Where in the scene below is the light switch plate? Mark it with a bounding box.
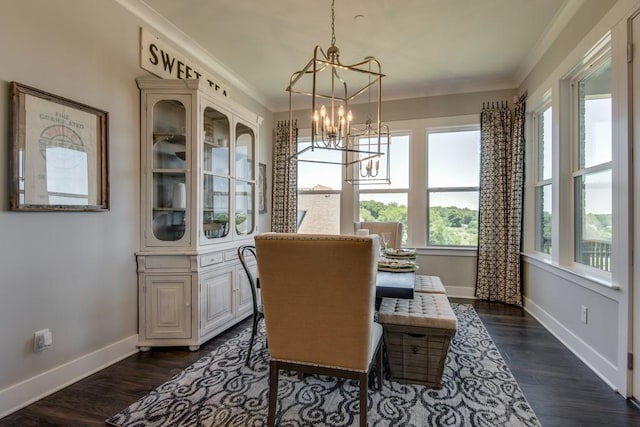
[581,306,588,324]
[34,328,52,352]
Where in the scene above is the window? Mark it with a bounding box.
[293,116,480,248]
[296,139,342,234]
[357,134,410,243]
[534,105,552,254]
[426,128,480,246]
[572,54,612,272]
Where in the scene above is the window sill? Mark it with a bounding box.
[415,247,477,257]
[521,252,620,300]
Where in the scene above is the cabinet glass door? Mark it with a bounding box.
[235,122,255,235]
[235,123,254,181]
[152,100,187,241]
[235,180,254,235]
[203,106,230,240]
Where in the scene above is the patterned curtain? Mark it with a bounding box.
[475,94,527,306]
[271,121,298,232]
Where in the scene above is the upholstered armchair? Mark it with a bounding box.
[254,233,383,427]
[354,221,403,249]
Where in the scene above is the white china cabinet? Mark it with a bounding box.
[136,78,261,350]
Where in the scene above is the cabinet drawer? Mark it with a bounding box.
[224,250,239,262]
[201,252,224,267]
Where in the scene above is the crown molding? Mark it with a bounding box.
[515,0,584,86]
[114,0,271,109]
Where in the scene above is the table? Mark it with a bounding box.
[376,270,415,300]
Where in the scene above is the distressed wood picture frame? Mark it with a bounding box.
[9,82,109,211]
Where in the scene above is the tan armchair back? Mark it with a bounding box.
[354,221,402,249]
[255,233,380,371]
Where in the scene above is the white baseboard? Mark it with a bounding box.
[0,334,139,419]
[446,285,476,299]
[523,297,619,391]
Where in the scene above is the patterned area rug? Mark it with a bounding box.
[107,304,540,426]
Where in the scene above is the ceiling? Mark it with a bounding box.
[136,0,578,112]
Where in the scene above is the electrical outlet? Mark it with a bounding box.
[34,329,52,352]
[581,306,588,324]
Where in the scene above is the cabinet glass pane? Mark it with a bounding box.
[203,107,229,175]
[235,181,254,235]
[235,123,254,180]
[152,100,187,241]
[203,175,230,239]
[152,173,186,241]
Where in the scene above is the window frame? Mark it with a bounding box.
[293,115,481,252]
[532,102,553,256]
[356,131,410,243]
[295,132,344,234]
[425,125,481,248]
[523,31,624,290]
[569,47,613,275]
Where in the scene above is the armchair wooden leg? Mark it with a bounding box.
[268,360,279,427]
[359,372,368,426]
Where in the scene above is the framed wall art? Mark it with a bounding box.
[9,82,109,211]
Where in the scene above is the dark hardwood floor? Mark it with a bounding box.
[2,299,639,426]
[452,299,640,427]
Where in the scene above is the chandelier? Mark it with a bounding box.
[345,121,391,184]
[287,0,389,183]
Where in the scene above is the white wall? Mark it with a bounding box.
[519,0,617,95]
[520,0,639,394]
[0,0,272,416]
[415,252,477,298]
[523,261,620,377]
[276,88,517,124]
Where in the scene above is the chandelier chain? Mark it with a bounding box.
[330,0,336,47]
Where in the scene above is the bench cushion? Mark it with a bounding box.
[414,275,446,294]
[378,293,457,331]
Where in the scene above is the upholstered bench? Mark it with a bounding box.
[414,275,447,294]
[378,293,457,387]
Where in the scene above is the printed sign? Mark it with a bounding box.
[140,28,229,97]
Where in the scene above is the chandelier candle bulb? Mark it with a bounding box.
[313,111,319,135]
[361,156,380,178]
